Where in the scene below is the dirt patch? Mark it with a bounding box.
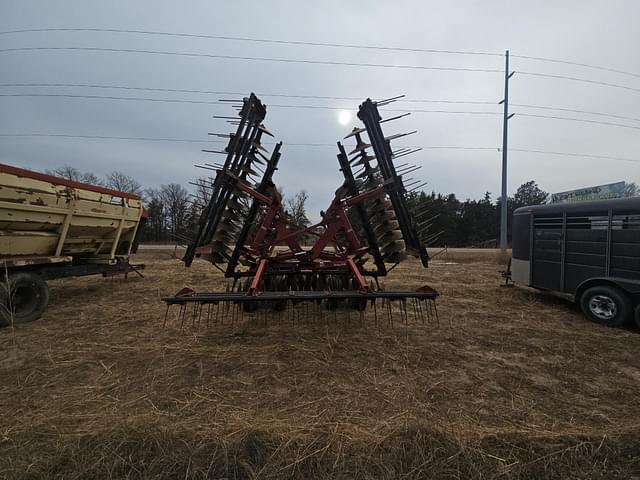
[1,252,640,478]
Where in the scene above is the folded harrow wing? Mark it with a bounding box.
[163,93,440,327]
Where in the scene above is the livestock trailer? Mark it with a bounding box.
[0,163,146,326]
[509,197,640,326]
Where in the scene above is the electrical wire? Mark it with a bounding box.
[516,112,640,131]
[0,82,499,105]
[6,93,640,130]
[2,46,638,94]
[1,132,637,164]
[1,27,638,79]
[0,46,504,73]
[511,103,640,123]
[510,148,640,164]
[2,83,638,122]
[517,71,640,94]
[511,54,640,79]
[0,133,488,148]
[0,93,504,116]
[0,27,504,57]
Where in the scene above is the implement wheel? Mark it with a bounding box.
[580,285,632,327]
[0,272,49,327]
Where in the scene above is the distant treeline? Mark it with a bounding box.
[45,166,638,247]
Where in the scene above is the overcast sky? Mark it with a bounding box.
[1,1,639,217]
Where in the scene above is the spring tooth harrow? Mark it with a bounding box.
[163,93,441,327]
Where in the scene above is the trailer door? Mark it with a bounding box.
[531,215,563,291]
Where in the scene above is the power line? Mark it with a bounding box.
[516,112,640,131]
[2,46,638,94]
[0,82,498,105]
[6,93,640,130]
[511,103,640,123]
[0,133,490,148]
[0,133,216,143]
[0,47,504,73]
[0,27,503,57]
[0,93,504,116]
[1,132,638,164]
[518,71,640,94]
[0,27,638,79]
[2,83,638,123]
[510,148,640,164]
[511,54,640,80]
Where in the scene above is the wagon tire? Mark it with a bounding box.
[0,272,49,327]
[579,285,632,327]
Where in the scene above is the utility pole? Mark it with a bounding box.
[499,50,515,253]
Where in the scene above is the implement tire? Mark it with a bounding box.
[0,272,49,327]
[579,285,632,327]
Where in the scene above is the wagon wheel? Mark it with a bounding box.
[0,272,49,326]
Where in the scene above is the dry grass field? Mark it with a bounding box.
[1,249,640,479]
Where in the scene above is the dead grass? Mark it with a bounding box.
[1,249,640,478]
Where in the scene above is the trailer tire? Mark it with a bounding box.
[0,272,49,326]
[579,285,632,327]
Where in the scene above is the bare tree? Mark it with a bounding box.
[159,183,190,237]
[286,189,310,227]
[105,171,143,196]
[46,165,102,185]
[143,188,166,242]
[624,182,639,197]
[192,176,213,206]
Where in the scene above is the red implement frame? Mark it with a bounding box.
[220,170,385,294]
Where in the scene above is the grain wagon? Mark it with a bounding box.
[0,163,145,326]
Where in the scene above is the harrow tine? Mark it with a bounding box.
[397,165,422,176]
[408,182,429,193]
[258,124,275,137]
[392,148,423,160]
[392,148,411,156]
[163,304,170,327]
[380,112,411,124]
[422,231,444,246]
[385,131,417,142]
[179,303,187,330]
[204,162,225,169]
[375,94,405,106]
[194,164,217,172]
[372,298,378,327]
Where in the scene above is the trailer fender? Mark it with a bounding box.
[575,277,640,303]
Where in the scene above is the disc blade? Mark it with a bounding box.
[381,240,406,254]
[380,229,403,243]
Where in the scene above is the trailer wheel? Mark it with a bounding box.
[0,272,49,326]
[579,285,632,327]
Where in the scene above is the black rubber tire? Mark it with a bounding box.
[634,304,640,329]
[579,285,632,327]
[0,272,49,327]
